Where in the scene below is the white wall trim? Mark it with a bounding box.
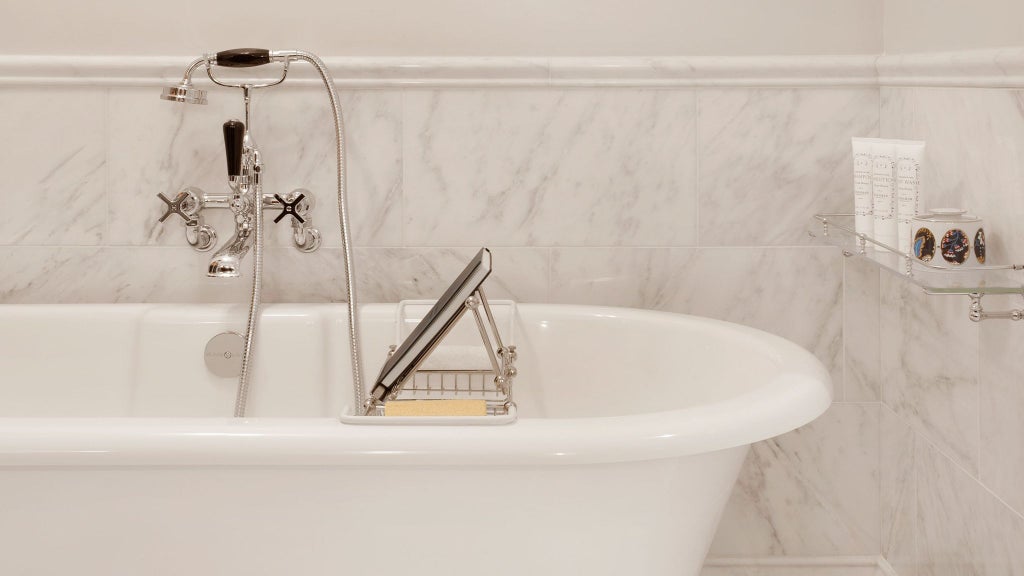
[0,54,879,88]
[0,49,1021,89]
[876,47,1024,88]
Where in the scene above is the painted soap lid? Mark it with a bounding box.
[914,208,982,223]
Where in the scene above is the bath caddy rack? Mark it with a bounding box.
[344,248,519,424]
[811,213,1024,322]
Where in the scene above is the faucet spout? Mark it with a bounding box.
[207,217,253,277]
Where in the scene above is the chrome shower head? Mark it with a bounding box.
[160,81,208,105]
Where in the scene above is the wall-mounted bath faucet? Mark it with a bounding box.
[157,50,321,276]
[155,48,364,418]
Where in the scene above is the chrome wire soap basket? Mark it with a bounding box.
[343,248,519,425]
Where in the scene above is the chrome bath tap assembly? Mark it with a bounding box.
[157,49,364,417]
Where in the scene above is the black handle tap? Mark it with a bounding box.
[222,120,245,178]
[215,48,272,68]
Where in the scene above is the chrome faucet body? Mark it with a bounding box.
[158,84,321,275]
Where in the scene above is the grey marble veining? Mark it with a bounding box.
[402,89,698,247]
[881,405,917,576]
[843,257,880,402]
[698,88,879,246]
[549,247,673,308]
[550,246,843,385]
[978,305,1024,517]
[0,247,113,302]
[661,246,844,387]
[252,88,403,248]
[106,87,241,247]
[917,437,1024,576]
[0,88,107,246]
[709,403,880,556]
[354,247,549,303]
[879,272,979,475]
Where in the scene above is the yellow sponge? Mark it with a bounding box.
[384,399,487,417]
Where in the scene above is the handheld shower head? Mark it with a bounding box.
[160,81,208,105]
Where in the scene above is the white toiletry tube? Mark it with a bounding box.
[896,140,926,254]
[871,140,899,249]
[852,138,876,241]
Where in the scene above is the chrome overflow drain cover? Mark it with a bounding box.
[205,332,244,378]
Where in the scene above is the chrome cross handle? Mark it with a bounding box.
[273,193,306,223]
[156,187,218,251]
[275,190,321,252]
[157,189,200,225]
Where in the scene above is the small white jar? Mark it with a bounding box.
[910,209,986,268]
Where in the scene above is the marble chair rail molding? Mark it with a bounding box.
[0,48,1023,88]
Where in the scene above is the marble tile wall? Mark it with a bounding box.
[0,81,881,564]
[879,86,1024,576]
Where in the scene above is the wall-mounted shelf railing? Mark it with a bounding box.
[811,213,1024,321]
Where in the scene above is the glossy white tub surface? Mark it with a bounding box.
[0,304,831,576]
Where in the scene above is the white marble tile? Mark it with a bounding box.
[106,86,241,246]
[402,89,698,247]
[880,87,1024,264]
[878,273,979,475]
[698,88,879,246]
[844,257,880,402]
[0,88,106,245]
[549,248,673,308]
[106,247,249,304]
[0,247,114,302]
[881,405,917,576]
[354,247,548,303]
[916,437,1024,576]
[709,403,880,556]
[661,246,844,387]
[253,88,403,248]
[978,302,1024,517]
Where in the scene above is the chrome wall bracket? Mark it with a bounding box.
[157,186,321,253]
[968,293,1024,322]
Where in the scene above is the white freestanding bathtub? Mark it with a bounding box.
[0,303,830,576]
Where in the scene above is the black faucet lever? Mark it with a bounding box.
[222,120,245,178]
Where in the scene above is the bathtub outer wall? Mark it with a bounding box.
[0,446,747,576]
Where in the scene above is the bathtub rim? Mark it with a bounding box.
[0,302,831,468]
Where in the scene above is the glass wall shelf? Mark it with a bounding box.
[811,213,1024,321]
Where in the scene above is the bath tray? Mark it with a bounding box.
[344,249,519,425]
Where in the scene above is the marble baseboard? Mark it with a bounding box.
[702,557,886,576]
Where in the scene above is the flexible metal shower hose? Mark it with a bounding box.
[286,51,365,411]
[232,51,364,417]
[235,184,263,417]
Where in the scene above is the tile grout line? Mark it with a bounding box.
[914,418,1024,524]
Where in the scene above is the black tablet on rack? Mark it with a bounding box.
[369,248,492,402]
